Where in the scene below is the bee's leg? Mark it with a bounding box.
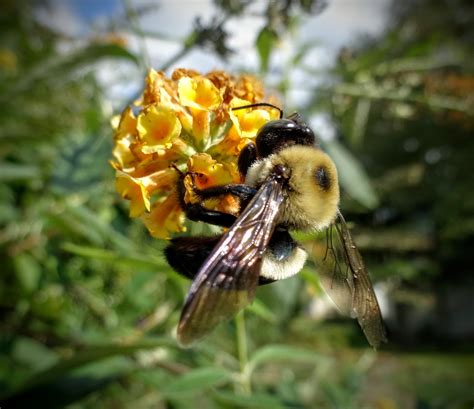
[238,141,257,177]
[194,184,257,202]
[180,180,258,227]
[185,204,237,228]
[165,235,275,286]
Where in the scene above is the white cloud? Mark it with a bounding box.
[301,0,391,51]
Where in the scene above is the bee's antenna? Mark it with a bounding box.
[170,163,184,176]
[231,103,283,119]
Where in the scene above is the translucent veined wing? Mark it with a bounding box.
[310,210,387,348]
[177,178,285,346]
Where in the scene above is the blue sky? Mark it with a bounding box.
[66,0,120,23]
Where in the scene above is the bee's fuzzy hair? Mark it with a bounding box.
[245,145,340,231]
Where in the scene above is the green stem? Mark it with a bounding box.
[235,310,251,394]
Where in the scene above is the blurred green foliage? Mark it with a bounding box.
[0,0,473,408]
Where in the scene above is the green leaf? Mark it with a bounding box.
[350,98,371,146]
[299,267,320,288]
[161,367,232,396]
[2,357,133,409]
[61,203,137,251]
[256,27,278,73]
[246,299,277,323]
[247,344,326,374]
[13,253,42,294]
[1,338,175,401]
[324,140,379,208]
[212,391,287,409]
[3,44,139,100]
[62,243,168,271]
[0,163,40,182]
[11,337,59,372]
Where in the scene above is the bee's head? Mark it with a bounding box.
[255,113,315,158]
[246,145,340,231]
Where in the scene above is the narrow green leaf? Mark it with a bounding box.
[3,44,139,99]
[246,299,277,323]
[13,253,42,294]
[299,267,320,288]
[161,367,231,396]
[212,391,287,409]
[1,337,175,400]
[62,203,136,251]
[11,337,59,372]
[256,27,277,73]
[248,344,326,374]
[350,98,371,146]
[324,140,379,208]
[2,357,133,409]
[62,243,168,270]
[0,163,40,181]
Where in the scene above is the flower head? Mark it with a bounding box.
[111,68,276,239]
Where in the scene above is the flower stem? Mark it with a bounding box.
[235,310,251,394]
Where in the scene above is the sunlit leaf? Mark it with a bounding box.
[256,27,277,73]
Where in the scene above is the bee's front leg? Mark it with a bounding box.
[185,204,237,228]
[177,172,257,228]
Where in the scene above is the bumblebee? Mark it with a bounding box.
[165,104,387,348]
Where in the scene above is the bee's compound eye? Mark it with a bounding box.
[315,166,331,190]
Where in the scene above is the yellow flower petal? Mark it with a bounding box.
[149,167,179,193]
[237,109,270,138]
[137,105,182,154]
[191,109,211,146]
[115,171,152,217]
[178,76,222,111]
[113,134,138,169]
[183,153,235,205]
[114,107,137,140]
[142,193,186,239]
[140,69,175,106]
[176,109,193,135]
[187,153,234,188]
[229,97,271,138]
[234,75,264,102]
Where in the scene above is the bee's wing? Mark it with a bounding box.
[311,210,387,348]
[177,178,285,346]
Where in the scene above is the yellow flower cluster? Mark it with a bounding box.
[111,68,278,239]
